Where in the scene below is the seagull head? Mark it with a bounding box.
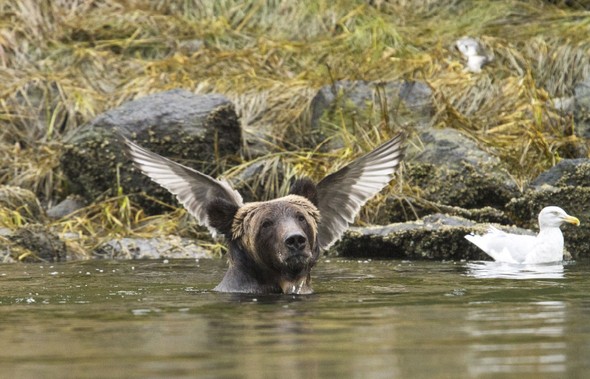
[456,37,480,57]
[538,206,580,228]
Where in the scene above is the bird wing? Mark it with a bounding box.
[124,137,243,235]
[315,133,405,250]
[465,227,536,263]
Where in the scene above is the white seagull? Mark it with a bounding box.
[455,37,492,73]
[465,206,580,264]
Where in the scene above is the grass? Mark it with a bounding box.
[0,0,589,257]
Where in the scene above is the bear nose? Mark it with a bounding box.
[285,233,307,252]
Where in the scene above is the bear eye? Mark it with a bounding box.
[261,219,274,229]
[297,214,307,223]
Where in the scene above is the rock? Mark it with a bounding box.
[574,78,590,139]
[0,185,46,223]
[506,186,590,258]
[380,196,512,225]
[6,224,66,262]
[398,81,434,115]
[46,195,86,219]
[93,236,212,260]
[530,158,590,189]
[401,128,519,211]
[333,214,493,260]
[410,128,498,169]
[306,80,434,150]
[307,79,518,218]
[60,89,242,213]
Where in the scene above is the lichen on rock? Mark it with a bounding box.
[60,90,242,213]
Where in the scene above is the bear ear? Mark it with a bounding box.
[206,198,240,239]
[289,178,318,206]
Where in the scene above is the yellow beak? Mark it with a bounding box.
[564,215,580,226]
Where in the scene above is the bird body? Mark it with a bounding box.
[455,36,492,73]
[465,206,579,264]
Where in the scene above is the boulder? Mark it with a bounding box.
[60,89,242,213]
[46,195,86,219]
[399,128,519,216]
[305,80,434,150]
[380,196,512,225]
[93,236,211,260]
[6,224,66,262]
[506,158,590,258]
[530,158,590,189]
[333,214,504,260]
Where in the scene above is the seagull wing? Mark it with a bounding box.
[465,227,536,263]
[124,138,243,235]
[315,133,405,250]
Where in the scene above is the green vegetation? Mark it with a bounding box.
[0,0,588,257]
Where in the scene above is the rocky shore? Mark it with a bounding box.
[1,81,588,262]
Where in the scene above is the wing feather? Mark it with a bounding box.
[465,227,537,263]
[124,137,243,235]
[316,133,405,249]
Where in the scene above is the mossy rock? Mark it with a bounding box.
[60,89,242,213]
[531,158,590,188]
[93,236,211,260]
[405,162,517,210]
[381,196,512,224]
[574,78,590,139]
[7,224,66,262]
[46,195,86,219]
[333,214,491,261]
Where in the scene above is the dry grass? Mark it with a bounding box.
[1,0,589,256]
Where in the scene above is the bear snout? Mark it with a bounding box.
[284,233,308,253]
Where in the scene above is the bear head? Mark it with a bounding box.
[207,194,321,294]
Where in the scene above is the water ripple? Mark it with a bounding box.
[465,261,565,279]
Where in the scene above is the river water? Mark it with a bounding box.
[0,257,589,378]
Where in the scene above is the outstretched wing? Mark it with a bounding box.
[316,133,405,250]
[124,137,243,235]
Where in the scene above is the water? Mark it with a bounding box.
[1,257,589,379]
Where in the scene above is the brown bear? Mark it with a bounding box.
[124,133,404,294]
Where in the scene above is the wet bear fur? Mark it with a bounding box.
[207,179,321,294]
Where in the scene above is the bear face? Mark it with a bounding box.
[209,195,321,294]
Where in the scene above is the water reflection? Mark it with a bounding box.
[188,283,411,379]
[466,261,565,279]
[1,259,590,378]
[465,301,568,376]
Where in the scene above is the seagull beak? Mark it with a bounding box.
[563,215,580,226]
